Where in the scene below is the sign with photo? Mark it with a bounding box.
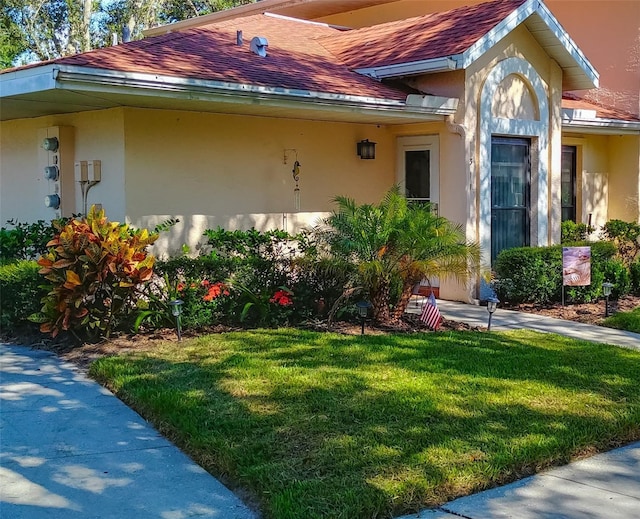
[562,246,591,286]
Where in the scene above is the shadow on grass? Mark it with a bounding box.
[90,329,640,519]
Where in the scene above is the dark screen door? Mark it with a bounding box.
[491,137,531,263]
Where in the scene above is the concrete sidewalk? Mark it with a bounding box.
[0,343,257,519]
[409,299,640,350]
[396,440,640,519]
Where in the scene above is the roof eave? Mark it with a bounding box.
[355,57,459,80]
[0,64,450,122]
[460,0,598,91]
[562,116,640,135]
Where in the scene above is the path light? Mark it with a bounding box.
[602,282,614,317]
[169,299,184,341]
[356,300,372,335]
[486,297,499,331]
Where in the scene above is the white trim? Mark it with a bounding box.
[396,135,440,209]
[479,57,550,267]
[562,111,640,134]
[461,0,598,89]
[355,57,458,80]
[0,64,450,122]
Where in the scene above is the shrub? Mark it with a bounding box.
[600,219,640,266]
[495,241,617,304]
[602,259,631,299]
[0,260,43,329]
[31,206,157,340]
[630,260,640,296]
[0,218,68,262]
[561,221,593,243]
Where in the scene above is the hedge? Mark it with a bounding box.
[0,260,44,329]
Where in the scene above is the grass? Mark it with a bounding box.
[89,329,640,519]
[605,306,640,333]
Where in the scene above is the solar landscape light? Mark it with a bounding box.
[602,282,614,317]
[169,299,184,341]
[486,297,499,331]
[356,300,372,335]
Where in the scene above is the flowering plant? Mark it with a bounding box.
[173,278,232,329]
[270,288,293,306]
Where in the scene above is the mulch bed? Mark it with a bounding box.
[5,296,638,372]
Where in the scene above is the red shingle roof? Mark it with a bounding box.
[318,0,527,69]
[562,94,640,122]
[8,14,410,101]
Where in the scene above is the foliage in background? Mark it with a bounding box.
[494,241,618,304]
[31,206,157,340]
[630,259,640,296]
[0,0,255,68]
[600,219,640,267]
[318,187,480,322]
[0,218,68,262]
[0,260,43,329]
[561,220,593,243]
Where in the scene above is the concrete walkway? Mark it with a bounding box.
[396,441,640,519]
[0,343,257,519]
[409,299,640,350]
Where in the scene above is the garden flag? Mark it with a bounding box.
[420,292,442,331]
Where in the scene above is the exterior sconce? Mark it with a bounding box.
[486,297,499,331]
[169,299,184,341]
[602,282,614,317]
[356,300,372,335]
[357,139,376,159]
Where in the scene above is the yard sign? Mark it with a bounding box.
[562,246,591,286]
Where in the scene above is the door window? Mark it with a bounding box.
[491,137,531,263]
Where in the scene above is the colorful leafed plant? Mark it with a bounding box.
[31,206,158,340]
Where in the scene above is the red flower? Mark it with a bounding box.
[202,282,230,302]
[270,289,293,306]
[176,282,185,292]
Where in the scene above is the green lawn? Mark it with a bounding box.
[90,329,640,519]
[604,306,640,333]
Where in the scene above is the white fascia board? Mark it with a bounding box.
[562,116,640,135]
[461,0,598,89]
[0,65,58,97]
[355,57,458,80]
[52,65,444,119]
[405,94,458,114]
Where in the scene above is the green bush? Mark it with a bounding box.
[561,221,593,243]
[0,260,44,329]
[600,219,640,266]
[0,218,67,262]
[602,259,630,299]
[630,260,640,295]
[495,241,617,304]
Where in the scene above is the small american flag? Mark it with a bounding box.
[420,292,442,331]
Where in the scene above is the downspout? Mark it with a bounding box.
[446,114,480,304]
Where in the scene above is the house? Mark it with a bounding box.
[1,0,638,302]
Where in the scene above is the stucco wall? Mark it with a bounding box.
[608,135,640,223]
[320,0,639,116]
[0,108,126,224]
[121,108,397,257]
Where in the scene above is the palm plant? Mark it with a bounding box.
[318,187,480,323]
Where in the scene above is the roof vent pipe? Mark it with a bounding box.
[236,30,243,46]
[250,36,268,57]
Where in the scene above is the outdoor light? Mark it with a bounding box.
[169,299,184,341]
[486,297,499,331]
[602,282,614,317]
[356,300,372,335]
[357,139,376,160]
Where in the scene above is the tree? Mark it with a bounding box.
[0,9,28,68]
[1,0,254,68]
[319,187,480,323]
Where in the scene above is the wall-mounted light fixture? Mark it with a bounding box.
[357,139,376,160]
